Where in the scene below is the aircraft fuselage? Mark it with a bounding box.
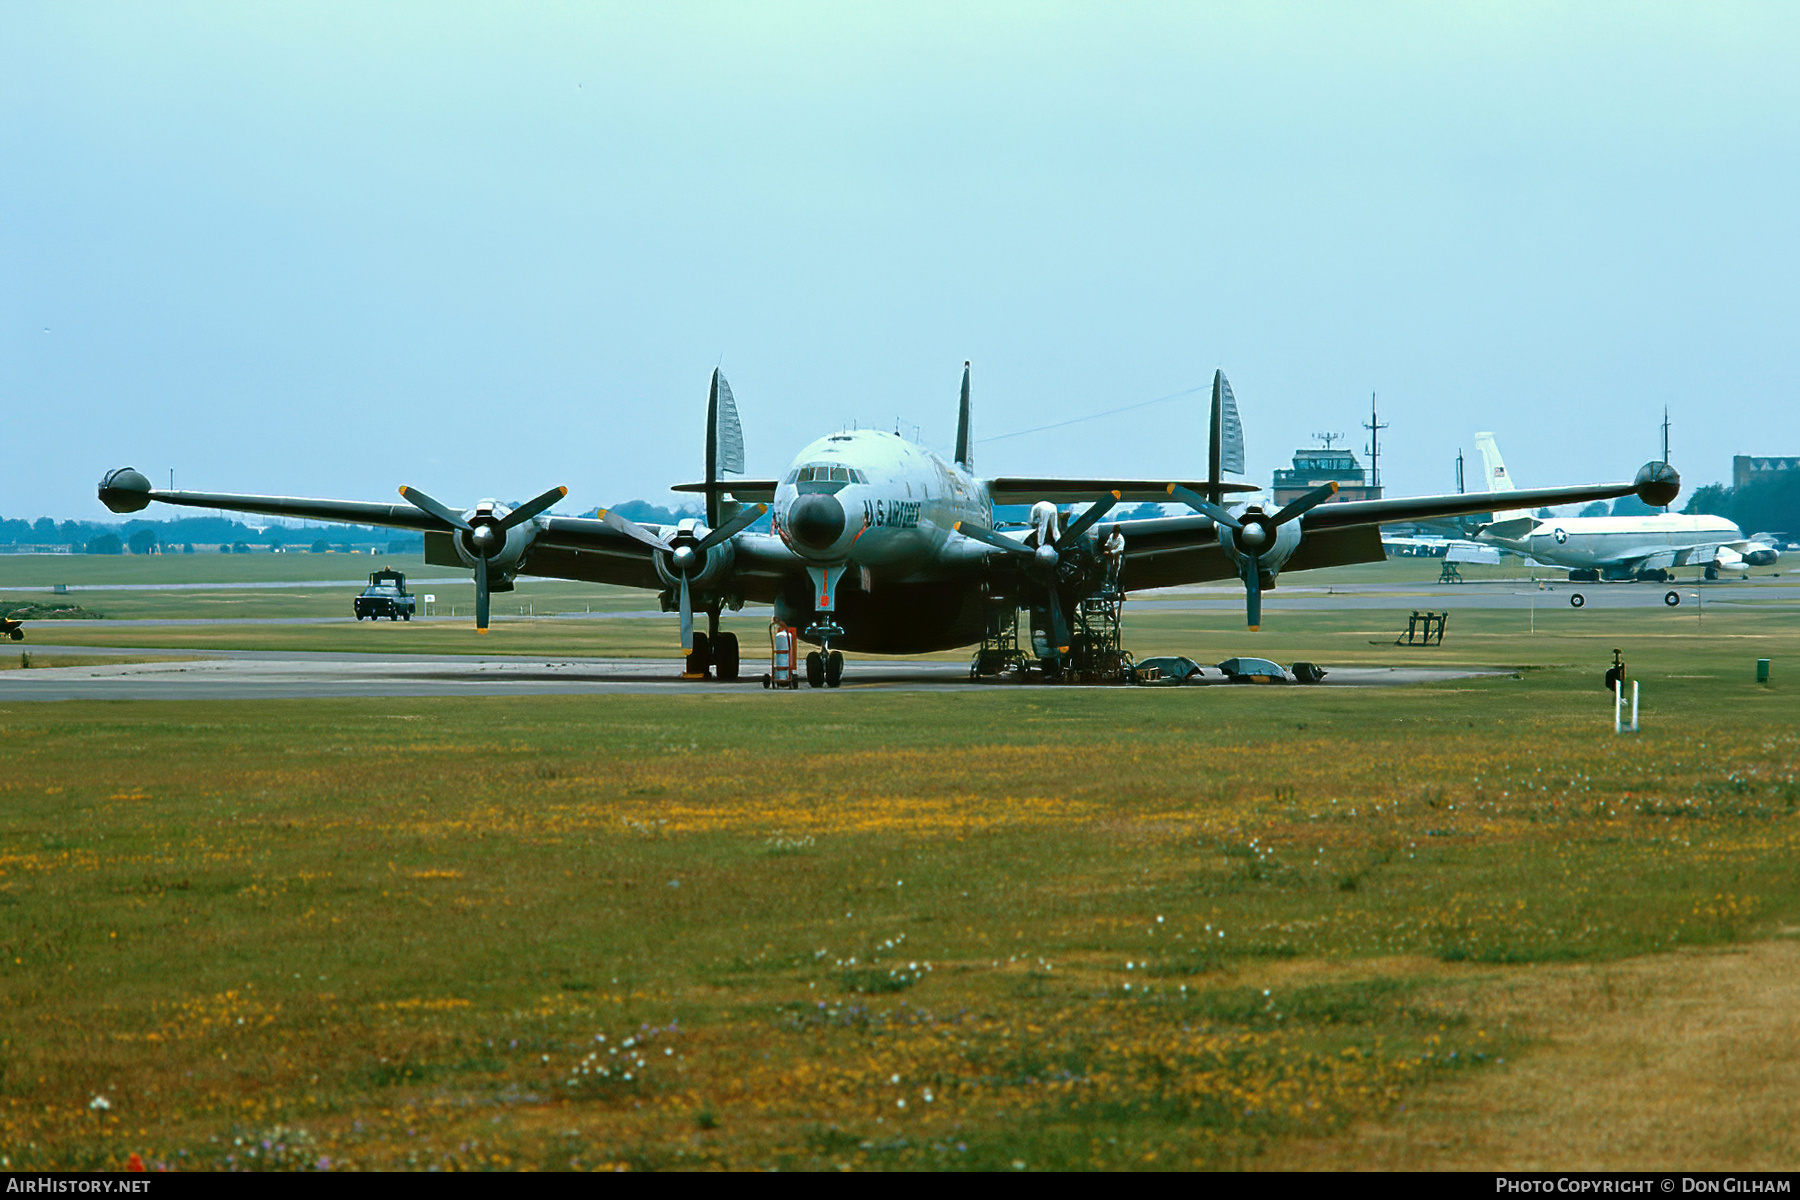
[765,430,999,652]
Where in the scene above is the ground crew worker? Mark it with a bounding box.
[1103,524,1126,587]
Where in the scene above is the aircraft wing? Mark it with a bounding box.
[1094,463,1678,594]
[986,478,1259,505]
[97,473,448,533]
[523,521,795,600]
[1103,514,1388,590]
[1302,469,1676,533]
[96,468,803,598]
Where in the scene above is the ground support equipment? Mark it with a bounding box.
[1395,610,1448,646]
[1062,584,1134,683]
[969,604,1031,680]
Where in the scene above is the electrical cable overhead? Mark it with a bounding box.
[976,383,1208,444]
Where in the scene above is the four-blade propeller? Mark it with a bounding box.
[397,484,567,632]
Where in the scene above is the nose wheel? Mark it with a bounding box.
[804,649,845,688]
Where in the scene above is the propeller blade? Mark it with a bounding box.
[496,485,569,531]
[1270,480,1338,526]
[475,555,491,633]
[1166,483,1243,531]
[1240,559,1262,631]
[1047,587,1071,654]
[695,503,768,553]
[953,521,1033,557]
[399,486,471,531]
[595,508,674,551]
[1061,490,1122,543]
[678,572,694,651]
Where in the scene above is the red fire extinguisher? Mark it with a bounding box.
[764,622,799,690]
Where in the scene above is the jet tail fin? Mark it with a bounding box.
[1474,431,1532,523]
[954,362,974,472]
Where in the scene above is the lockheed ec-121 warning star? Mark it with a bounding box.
[98,366,1681,687]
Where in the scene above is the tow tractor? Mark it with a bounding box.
[354,568,416,621]
[762,621,802,689]
[2,614,23,642]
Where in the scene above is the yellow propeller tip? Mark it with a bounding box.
[1110,489,1121,499]
[1247,625,1260,632]
[1165,483,1177,495]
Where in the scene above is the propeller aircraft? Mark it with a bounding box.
[97,366,1681,687]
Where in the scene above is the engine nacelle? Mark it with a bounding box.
[1219,510,1302,578]
[652,520,736,593]
[423,499,539,580]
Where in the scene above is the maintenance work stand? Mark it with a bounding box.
[1395,610,1448,646]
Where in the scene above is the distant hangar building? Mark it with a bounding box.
[1733,455,1800,488]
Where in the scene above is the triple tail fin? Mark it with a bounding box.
[704,369,746,527]
[954,362,973,472]
[1207,369,1245,504]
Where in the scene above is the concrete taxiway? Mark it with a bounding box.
[0,644,1503,701]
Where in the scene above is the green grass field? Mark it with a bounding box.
[1,574,1796,1170]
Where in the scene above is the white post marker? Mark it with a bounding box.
[1614,679,1622,734]
[1631,680,1640,732]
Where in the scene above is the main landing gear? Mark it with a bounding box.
[683,607,741,680]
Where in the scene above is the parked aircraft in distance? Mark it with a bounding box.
[1472,433,1775,582]
[98,368,1680,686]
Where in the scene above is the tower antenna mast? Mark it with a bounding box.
[1363,391,1389,494]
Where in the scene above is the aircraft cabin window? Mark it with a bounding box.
[830,466,850,483]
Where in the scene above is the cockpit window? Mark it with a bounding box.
[794,463,865,485]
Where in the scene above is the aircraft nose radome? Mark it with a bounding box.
[787,492,846,551]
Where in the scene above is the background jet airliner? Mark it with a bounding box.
[98,367,1680,686]
[1472,433,1775,581]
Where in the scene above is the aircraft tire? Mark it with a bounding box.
[1664,590,1681,607]
[9,629,22,642]
[1704,566,1719,581]
[825,650,844,688]
[715,632,740,681]
[805,651,824,688]
[1569,593,1585,608]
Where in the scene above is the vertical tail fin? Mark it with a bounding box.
[1474,432,1531,523]
[954,361,973,472]
[1207,370,1245,504]
[704,369,746,528]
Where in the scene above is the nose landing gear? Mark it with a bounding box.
[802,639,845,688]
[801,564,849,688]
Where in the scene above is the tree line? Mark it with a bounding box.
[0,514,422,555]
[1682,469,1800,535]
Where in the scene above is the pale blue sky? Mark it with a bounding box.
[4,2,1797,519]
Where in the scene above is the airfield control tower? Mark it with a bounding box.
[1271,433,1383,508]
